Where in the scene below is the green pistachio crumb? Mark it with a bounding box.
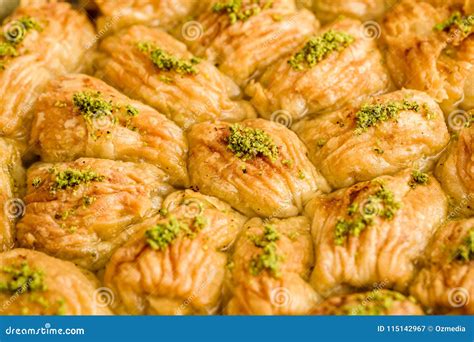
[249,225,282,278]
[434,12,474,36]
[288,30,354,70]
[409,170,429,188]
[227,124,279,162]
[125,105,139,117]
[194,215,207,230]
[213,0,273,24]
[159,75,174,84]
[137,41,200,75]
[422,103,435,120]
[32,177,42,188]
[82,195,96,207]
[49,168,104,194]
[339,290,408,315]
[145,215,205,250]
[0,42,18,57]
[453,228,474,262]
[29,293,49,308]
[316,139,327,148]
[72,91,113,122]
[355,99,420,134]
[374,147,384,154]
[0,262,46,294]
[146,217,183,250]
[335,182,400,245]
[0,17,42,69]
[56,298,67,315]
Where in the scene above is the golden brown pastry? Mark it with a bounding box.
[95,0,209,33]
[16,158,173,271]
[435,124,473,217]
[305,170,447,297]
[312,290,424,315]
[94,25,255,129]
[104,190,247,314]
[312,0,388,23]
[0,138,25,251]
[0,2,96,141]
[187,119,330,218]
[381,0,474,112]
[182,0,319,87]
[246,18,392,121]
[410,218,474,314]
[293,89,450,189]
[29,74,189,187]
[0,248,112,315]
[226,217,319,315]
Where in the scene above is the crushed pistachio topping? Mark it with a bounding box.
[56,298,68,315]
[145,215,207,250]
[82,195,96,207]
[409,170,429,188]
[316,139,326,148]
[453,228,474,262]
[49,168,104,194]
[212,0,273,24]
[355,99,420,134]
[339,290,409,315]
[374,147,384,154]
[0,262,46,294]
[434,12,474,36]
[227,124,279,162]
[288,30,354,71]
[249,225,282,278]
[126,105,139,117]
[31,177,42,188]
[73,91,113,121]
[335,182,400,245]
[137,41,200,75]
[0,17,42,69]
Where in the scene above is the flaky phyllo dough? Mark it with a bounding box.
[311,0,388,23]
[410,218,474,314]
[312,290,424,315]
[16,158,173,271]
[29,74,189,187]
[225,217,320,315]
[94,25,255,129]
[0,248,112,315]
[0,138,25,252]
[104,190,247,314]
[182,0,319,87]
[305,170,447,297]
[187,119,330,218]
[95,0,210,33]
[435,124,474,217]
[382,0,474,112]
[293,89,450,189]
[0,2,96,141]
[246,17,392,121]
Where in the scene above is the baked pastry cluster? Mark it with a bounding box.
[0,0,472,315]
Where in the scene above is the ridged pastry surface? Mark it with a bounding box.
[0,248,112,315]
[29,74,189,187]
[16,158,173,270]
